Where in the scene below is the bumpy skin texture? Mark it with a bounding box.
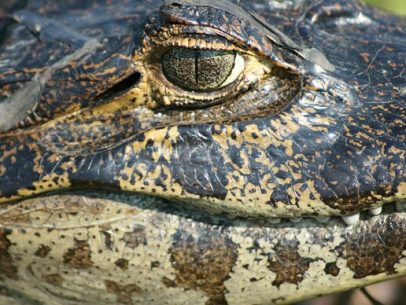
[0,0,405,216]
[0,194,405,305]
[0,0,405,304]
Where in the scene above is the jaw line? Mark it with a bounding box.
[2,190,404,228]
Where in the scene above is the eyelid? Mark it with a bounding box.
[157,34,242,53]
[139,23,276,108]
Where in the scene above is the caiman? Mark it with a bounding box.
[0,0,405,304]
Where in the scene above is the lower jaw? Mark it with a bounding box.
[0,193,405,305]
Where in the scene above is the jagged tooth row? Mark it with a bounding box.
[283,202,405,226]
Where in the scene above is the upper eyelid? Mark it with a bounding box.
[144,21,253,54]
[144,21,298,73]
[156,5,274,55]
[154,35,244,52]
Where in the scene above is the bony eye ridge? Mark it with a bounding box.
[162,47,244,92]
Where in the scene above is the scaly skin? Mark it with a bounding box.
[0,0,405,304]
[0,194,405,305]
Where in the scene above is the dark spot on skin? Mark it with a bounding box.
[342,218,405,278]
[324,262,340,276]
[43,274,64,287]
[162,276,177,288]
[266,240,313,287]
[102,229,114,250]
[272,297,286,303]
[34,244,51,258]
[249,277,264,282]
[63,240,93,269]
[0,228,18,280]
[115,258,129,271]
[151,261,160,269]
[105,280,142,305]
[122,225,147,249]
[166,221,238,305]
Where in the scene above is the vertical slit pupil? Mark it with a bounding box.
[162,47,236,91]
[195,51,199,85]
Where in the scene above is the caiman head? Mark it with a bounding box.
[0,0,405,220]
[0,0,405,304]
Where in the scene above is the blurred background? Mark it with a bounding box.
[366,0,406,15]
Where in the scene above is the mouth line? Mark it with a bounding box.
[3,190,404,227]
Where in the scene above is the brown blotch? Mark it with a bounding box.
[63,240,93,269]
[122,225,147,249]
[43,274,64,287]
[102,229,114,250]
[166,221,238,305]
[324,262,340,276]
[105,280,142,304]
[267,240,313,287]
[342,218,405,278]
[0,228,18,280]
[34,244,51,258]
[162,276,177,288]
[151,261,160,269]
[360,52,370,63]
[115,258,129,271]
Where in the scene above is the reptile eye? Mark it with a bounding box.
[162,48,244,92]
[139,12,300,110]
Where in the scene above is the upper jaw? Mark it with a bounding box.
[0,0,405,221]
[0,70,404,219]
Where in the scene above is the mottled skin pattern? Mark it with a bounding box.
[0,0,405,304]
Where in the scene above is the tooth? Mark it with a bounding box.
[368,206,382,216]
[396,202,406,212]
[342,213,360,225]
[315,216,330,223]
[269,218,281,224]
[290,217,302,223]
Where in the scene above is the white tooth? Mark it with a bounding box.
[269,218,281,224]
[396,202,406,212]
[315,216,330,223]
[342,213,360,226]
[368,206,382,216]
[290,217,302,223]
